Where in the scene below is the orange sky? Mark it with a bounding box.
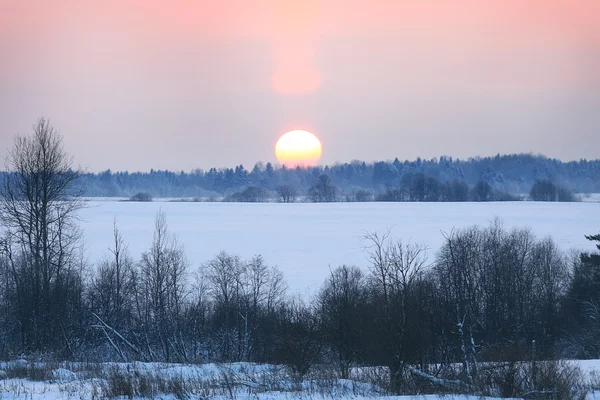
[1,0,599,171]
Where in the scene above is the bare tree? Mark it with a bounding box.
[245,254,287,312]
[363,230,431,392]
[204,251,244,307]
[0,253,12,359]
[0,117,84,353]
[435,226,485,387]
[277,185,298,203]
[308,175,338,202]
[202,251,245,361]
[138,210,189,362]
[319,265,367,378]
[276,296,323,380]
[202,252,287,362]
[89,219,137,359]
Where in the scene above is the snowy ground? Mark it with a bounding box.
[78,201,600,293]
[1,359,600,399]
[581,193,600,203]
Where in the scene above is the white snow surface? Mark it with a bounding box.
[79,200,600,293]
[0,386,523,400]
[581,193,600,203]
[1,360,600,399]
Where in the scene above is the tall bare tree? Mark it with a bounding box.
[138,210,189,362]
[319,265,367,378]
[89,219,136,340]
[363,231,431,392]
[0,118,83,353]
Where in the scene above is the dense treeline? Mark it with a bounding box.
[38,153,599,199]
[1,119,599,395]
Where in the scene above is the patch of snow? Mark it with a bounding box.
[580,193,600,203]
[7,359,28,369]
[50,368,77,382]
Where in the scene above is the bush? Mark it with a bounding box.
[277,185,298,203]
[354,189,374,202]
[441,179,470,202]
[472,180,493,201]
[376,186,403,202]
[101,367,190,399]
[557,186,577,202]
[2,360,55,381]
[530,180,577,202]
[308,175,338,202]
[225,186,268,202]
[530,180,557,201]
[495,191,520,201]
[130,192,153,202]
[480,360,587,400]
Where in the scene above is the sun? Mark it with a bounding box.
[275,130,322,168]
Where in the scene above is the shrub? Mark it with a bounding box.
[3,360,55,381]
[480,360,587,399]
[495,191,520,201]
[225,186,268,202]
[557,186,577,202]
[130,192,153,202]
[277,185,298,203]
[472,180,493,201]
[530,180,577,202]
[354,189,374,202]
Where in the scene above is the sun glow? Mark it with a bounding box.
[270,1,321,95]
[275,130,322,168]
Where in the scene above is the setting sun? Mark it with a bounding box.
[275,130,322,168]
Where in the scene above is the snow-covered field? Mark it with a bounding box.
[79,201,599,292]
[581,193,600,203]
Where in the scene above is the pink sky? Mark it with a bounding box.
[1,0,599,171]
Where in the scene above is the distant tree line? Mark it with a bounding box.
[376,174,518,202]
[31,153,599,200]
[0,120,599,396]
[225,174,576,203]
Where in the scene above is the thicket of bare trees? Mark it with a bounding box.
[40,216,594,395]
